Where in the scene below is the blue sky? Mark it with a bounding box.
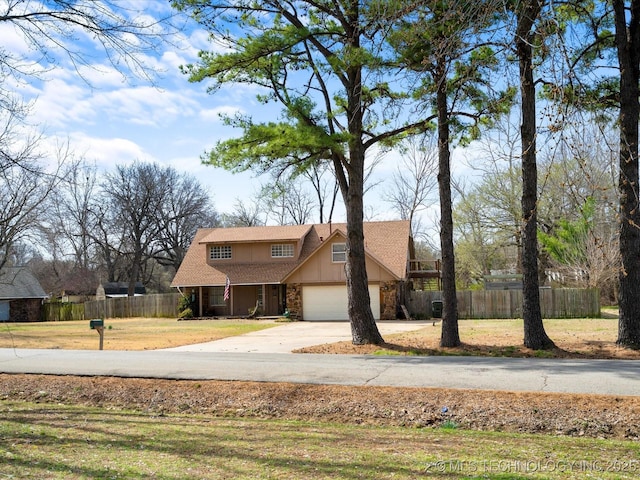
[2,1,477,242]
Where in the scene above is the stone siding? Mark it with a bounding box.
[285,283,303,320]
[380,281,399,320]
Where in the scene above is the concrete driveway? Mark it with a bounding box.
[164,320,432,353]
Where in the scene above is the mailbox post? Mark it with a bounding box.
[89,319,105,350]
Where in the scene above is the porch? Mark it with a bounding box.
[187,284,287,318]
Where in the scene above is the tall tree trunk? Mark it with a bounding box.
[614,0,640,348]
[128,248,142,297]
[344,160,383,345]
[517,0,555,350]
[339,4,384,345]
[436,60,460,348]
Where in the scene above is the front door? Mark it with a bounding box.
[263,284,285,316]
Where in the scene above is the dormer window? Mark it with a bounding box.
[332,243,346,263]
[271,244,294,258]
[210,245,232,260]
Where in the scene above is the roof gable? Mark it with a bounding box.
[171,220,410,287]
[282,222,408,282]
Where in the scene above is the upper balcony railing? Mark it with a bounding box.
[407,259,441,278]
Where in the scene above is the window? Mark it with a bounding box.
[210,286,226,306]
[332,243,346,262]
[271,244,294,258]
[210,245,232,260]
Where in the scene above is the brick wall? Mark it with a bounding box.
[10,299,42,322]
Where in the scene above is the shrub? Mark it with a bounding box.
[177,296,194,319]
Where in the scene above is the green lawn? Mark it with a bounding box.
[1,401,639,479]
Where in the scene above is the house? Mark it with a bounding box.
[100,282,146,298]
[0,267,48,322]
[171,220,413,321]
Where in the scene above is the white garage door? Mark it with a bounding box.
[302,284,380,321]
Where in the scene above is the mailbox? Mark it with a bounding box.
[89,319,104,329]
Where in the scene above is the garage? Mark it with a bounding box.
[302,284,380,321]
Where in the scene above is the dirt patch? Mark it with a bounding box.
[1,374,639,441]
[295,321,640,360]
[295,339,640,359]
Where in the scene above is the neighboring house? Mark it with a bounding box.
[59,268,101,303]
[0,267,48,322]
[101,282,146,298]
[171,220,414,321]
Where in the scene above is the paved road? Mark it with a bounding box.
[1,347,638,396]
[1,321,638,396]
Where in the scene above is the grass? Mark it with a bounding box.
[0,317,279,350]
[1,401,639,479]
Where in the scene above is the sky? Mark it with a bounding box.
[2,1,479,244]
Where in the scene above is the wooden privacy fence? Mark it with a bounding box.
[42,293,181,321]
[85,293,181,319]
[408,288,600,319]
[42,302,86,322]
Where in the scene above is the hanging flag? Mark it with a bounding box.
[223,276,230,301]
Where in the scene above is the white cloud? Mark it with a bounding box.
[74,64,129,89]
[0,22,31,56]
[199,105,244,122]
[65,132,150,169]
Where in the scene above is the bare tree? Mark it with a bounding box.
[221,197,265,227]
[384,135,438,238]
[0,0,180,94]
[302,162,339,224]
[154,172,219,272]
[89,199,127,285]
[0,110,62,271]
[102,161,170,296]
[99,162,217,294]
[0,1,186,288]
[261,176,315,225]
[44,159,100,269]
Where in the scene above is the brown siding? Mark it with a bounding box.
[286,239,396,284]
[233,285,260,316]
[207,242,299,266]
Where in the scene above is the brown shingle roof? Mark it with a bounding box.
[199,224,312,244]
[171,220,410,287]
[285,221,410,280]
